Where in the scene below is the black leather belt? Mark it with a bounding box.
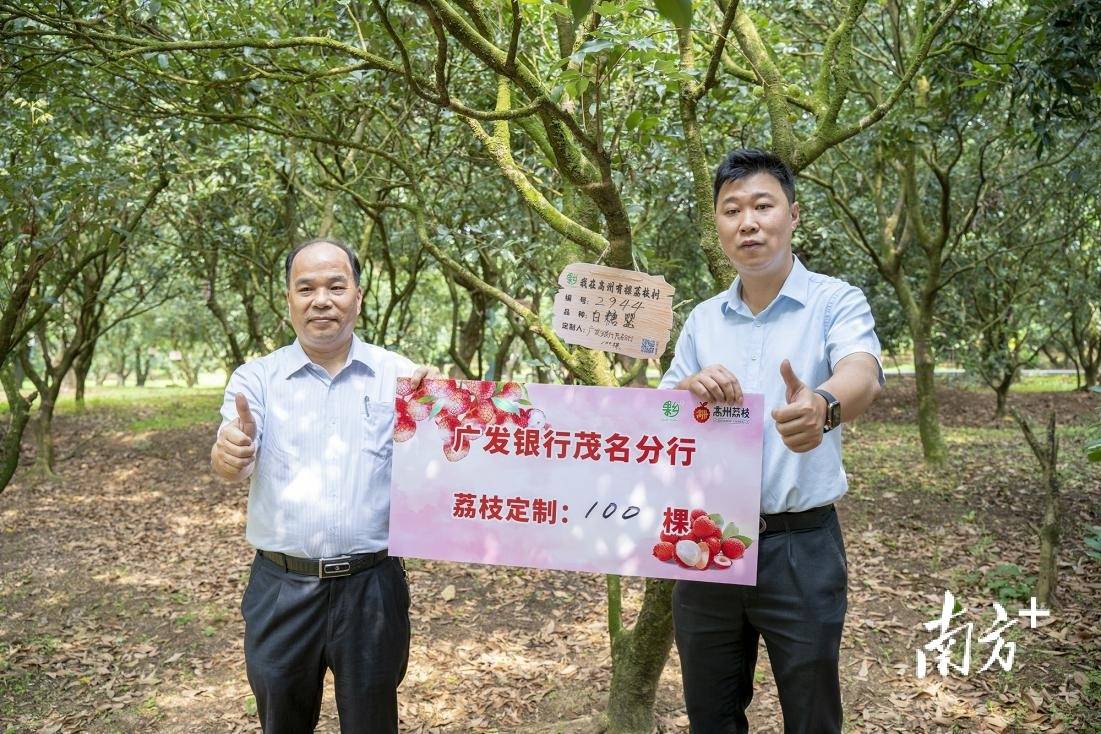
[760,504,835,536]
[259,549,389,578]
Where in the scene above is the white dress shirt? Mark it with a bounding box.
[219,336,415,558]
[660,257,884,514]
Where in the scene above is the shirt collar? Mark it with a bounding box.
[722,255,810,317]
[281,335,376,379]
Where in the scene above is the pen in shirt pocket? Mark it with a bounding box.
[364,395,371,418]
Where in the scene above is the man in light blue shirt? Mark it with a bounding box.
[210,239,435,734]
[660,149,883,733]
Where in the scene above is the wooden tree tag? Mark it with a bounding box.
[552,262,675,359]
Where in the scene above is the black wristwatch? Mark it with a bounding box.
[814,389,841,433]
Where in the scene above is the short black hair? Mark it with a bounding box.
[284,238,362,286]
[713,148,795,205]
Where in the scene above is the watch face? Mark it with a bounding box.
[828,402,841,428]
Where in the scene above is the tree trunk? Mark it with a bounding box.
[176,351,199,387]
[912,333,947,465]
[31,395,57,476]
[135,347,149,387]
[0,368,36,494]
[605,578,676,733]
[73,348,93,412]
[1012,412,1060,607]
[450,291,487,379]
[994,385,1009,420]
[1084,360,1099,391]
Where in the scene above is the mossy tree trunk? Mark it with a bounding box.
[605,578,675,734]
[910,321,948,466]
[0,366,36,494]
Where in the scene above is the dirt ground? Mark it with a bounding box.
[1,381,1099,733]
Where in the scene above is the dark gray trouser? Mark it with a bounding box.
[673,508,848,734]
[241,552,411,734]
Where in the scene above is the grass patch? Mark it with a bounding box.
[127,393,222,432]
[0,385,223,417]
[0,384,223,431]
[1010,374,1081,393]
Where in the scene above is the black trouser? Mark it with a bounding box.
[241,551,411,733]
[673,507,847,734]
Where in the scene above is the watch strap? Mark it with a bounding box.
[813,388,840,432]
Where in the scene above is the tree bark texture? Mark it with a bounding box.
[911,329,948,466]
[605,579,676,733]
[31,396,57,476]
[1013,411,1060,607]
[0,368,36,494]
[73,343,95,412]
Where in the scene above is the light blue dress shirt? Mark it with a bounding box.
[660,257,884,514]
[219,336,415,558]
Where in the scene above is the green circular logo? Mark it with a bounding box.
[566,272,577,286]
[662,400,680,418]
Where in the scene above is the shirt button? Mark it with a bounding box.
[754,321,762,328]
[751,355,758,361]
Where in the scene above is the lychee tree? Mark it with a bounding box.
[801,0,1096,465]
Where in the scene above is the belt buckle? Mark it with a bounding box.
[319,556,353,578]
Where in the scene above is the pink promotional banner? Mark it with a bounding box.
[389,378,764,585]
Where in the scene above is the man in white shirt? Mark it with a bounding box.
[210,239,436,733]
[660,149,884,733]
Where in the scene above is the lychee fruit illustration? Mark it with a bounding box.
[693,402,711,423]
[711,553,732,569]
[721,538,746,560]
[689,508,709,522]
[462,380,495,400]
[442,440,470,462]
[434,413,461,442]
[465,399,498,427]
[674,539,702,568]
[438,385,474,415]
[405,397,432,421]
[393,413,416,442]
[652,542,675,561]
[426,378,457,398]
[694,541,711,570]
[525,408,546,429]
[692,515,721,539]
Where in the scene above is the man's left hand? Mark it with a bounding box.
[410,365,442,390]
[771,359,826,453]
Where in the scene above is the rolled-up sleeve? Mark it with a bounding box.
[659,310,702,390]
[219,362,266,442]
[825,286,885,385]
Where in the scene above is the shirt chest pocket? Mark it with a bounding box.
[361,400,395,462]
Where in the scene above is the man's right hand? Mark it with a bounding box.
[675,364,744,403]
[211,393,258,482]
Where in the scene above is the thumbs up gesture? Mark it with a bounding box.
[211,393,258,481]
[770,359,826,453]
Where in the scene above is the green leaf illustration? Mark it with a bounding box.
[492,397,520,415]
